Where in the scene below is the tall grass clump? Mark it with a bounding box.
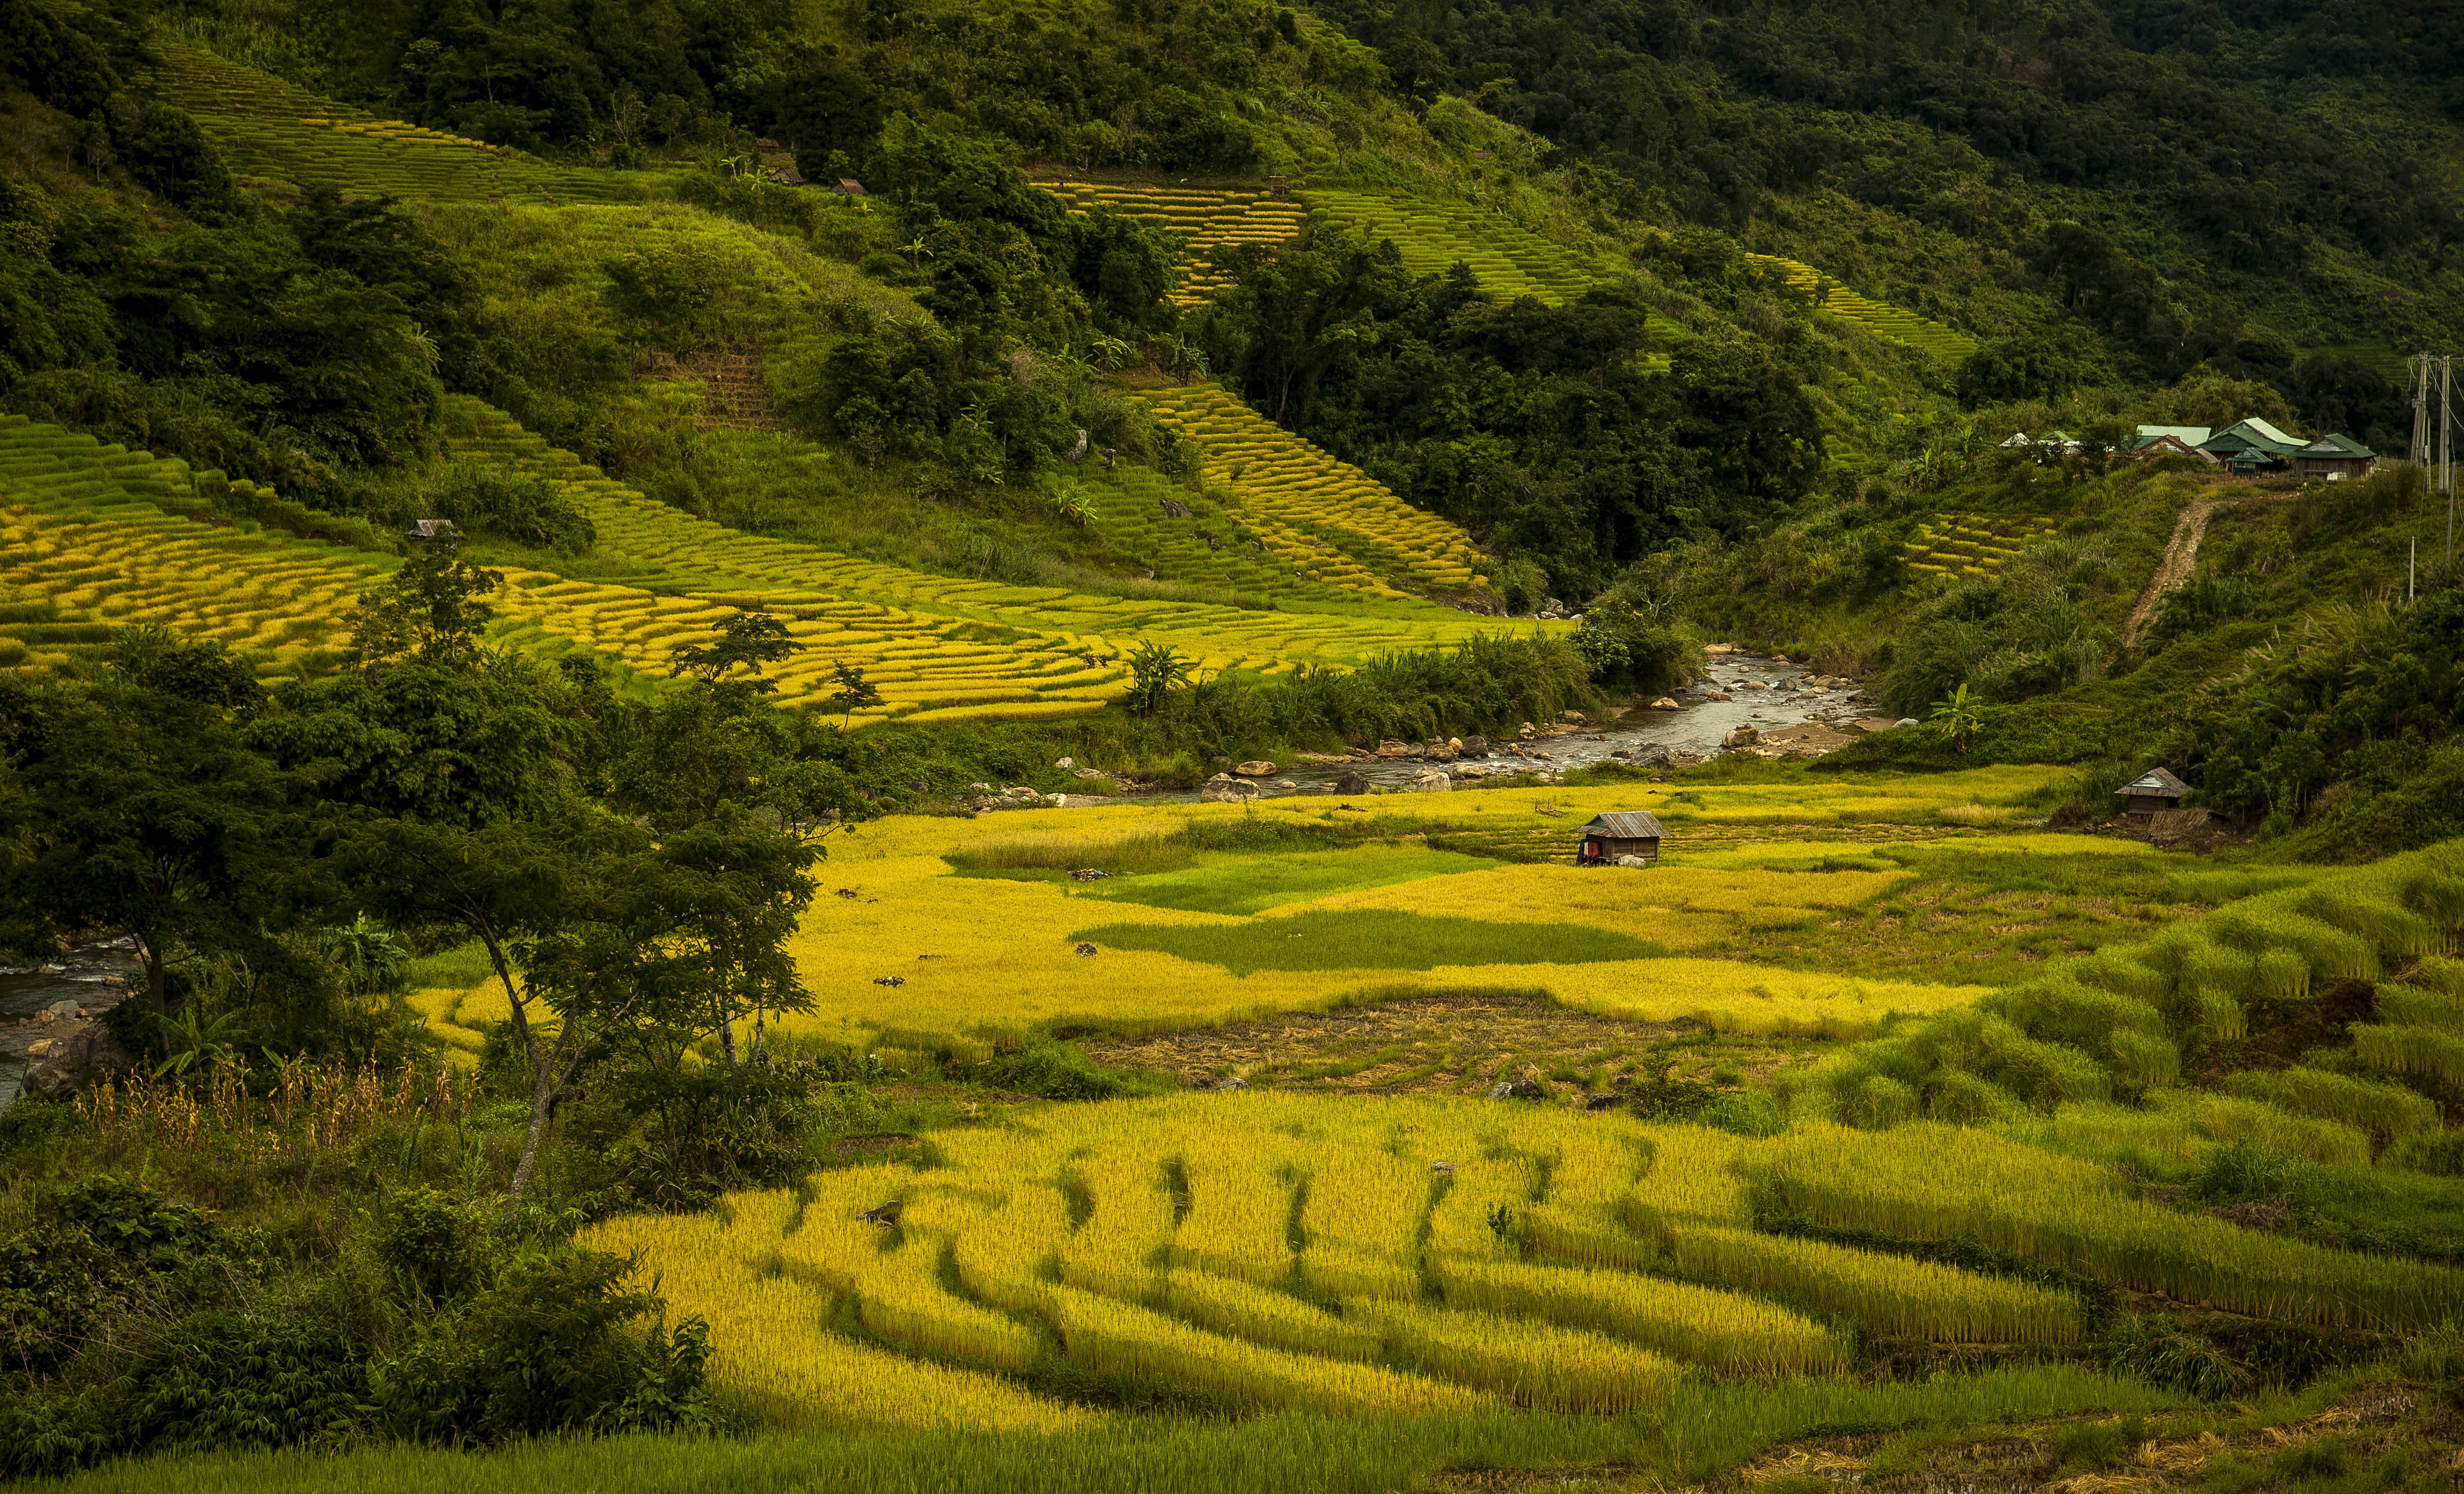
[2223,1067,2440,1144]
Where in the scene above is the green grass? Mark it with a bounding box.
[41,1368,2194,1494]
[1072,847,1499,916]
[1070,909,1665,974]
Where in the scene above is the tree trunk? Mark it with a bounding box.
[717,993,739,1065]
[505,1016,577,1211]
[474,925,541,1079]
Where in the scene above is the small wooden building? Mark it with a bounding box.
[2116,767,2188,820]
[406,518,459,542]
[2291,433,2375,482]
[832,178,868,197]
[1576,810,1666,866]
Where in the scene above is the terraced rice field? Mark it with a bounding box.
[152,43,621,205]
[0,416,373,676]
[578,1078,2401,1428]
[438,398,1509,679]
[1746,254,1979,364]
[0,415,1100,720]
[1292,190,1682,366]
[1072,465,1365,602]
[1296,189,1600,306]
[1128,384,1486,596]
[1042,180,1310,306]
[1902,514,2061,578]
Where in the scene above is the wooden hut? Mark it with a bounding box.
[2116,767,2188,820]
[1576,810,1666,866]
[405,518,459,542]
[2291,433,2375,482]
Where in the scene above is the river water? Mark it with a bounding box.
[1128,653,1885,801]
[0,941,141,1114]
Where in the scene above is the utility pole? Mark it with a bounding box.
[2416,352,2436,470]
[2444,354,2455,567]
[2415,353,2458,568]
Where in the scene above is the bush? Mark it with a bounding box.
[976,1041,1172,1101]
[1872,543,2118,716]
[127,1309,366,1453]
[426,463,597,554]
[373,1251,719,1443]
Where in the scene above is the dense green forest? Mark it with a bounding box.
[1313,0,2461,445]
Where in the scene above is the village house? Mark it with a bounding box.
[2132,424,2211,452]
[2290,433,2376,481]
[2198,418,2303,474]
[2132,431,2217,463]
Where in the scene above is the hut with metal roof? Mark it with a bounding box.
[2291,433,2375,482]
[2116,767,2189,820]
[1576,810,1666,866]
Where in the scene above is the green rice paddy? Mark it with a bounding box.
[1072,907,1667,974]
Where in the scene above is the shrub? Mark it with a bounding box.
[373,1250,719,1442]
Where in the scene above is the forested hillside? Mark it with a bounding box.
[1315,0,2463,438]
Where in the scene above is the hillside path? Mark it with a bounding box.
[2122,498,2223,647]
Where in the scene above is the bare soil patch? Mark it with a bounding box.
[1081,993,1825,1104]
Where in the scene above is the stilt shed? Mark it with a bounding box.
[1576,810,1666,866]
[2117,767,2189,820]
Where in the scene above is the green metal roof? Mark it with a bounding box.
[2135,424,2212,446]
[2199,418,2304,457]
[2295,433,2374,459]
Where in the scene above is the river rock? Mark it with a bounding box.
[1612,854,1653,868]
[1335,770,1370,794]
[1517,722,1536,739]
[1648,697,1681,711]
[1074,767,1107,778]
[29,1021,131,1100]
[1424,742,1458,762]
[1462,735,1487,753]
[1408,770,1451,793]
[1559,711,1586,724]
[1722,726,1761,748]
[1202,778,1263,803]
[1486,1077,1546,1101]
[1232,760,1278,778]
[1054,756,1075,770]
[1375,739,1414,759]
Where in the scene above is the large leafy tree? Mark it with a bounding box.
[0,675,291,1041]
